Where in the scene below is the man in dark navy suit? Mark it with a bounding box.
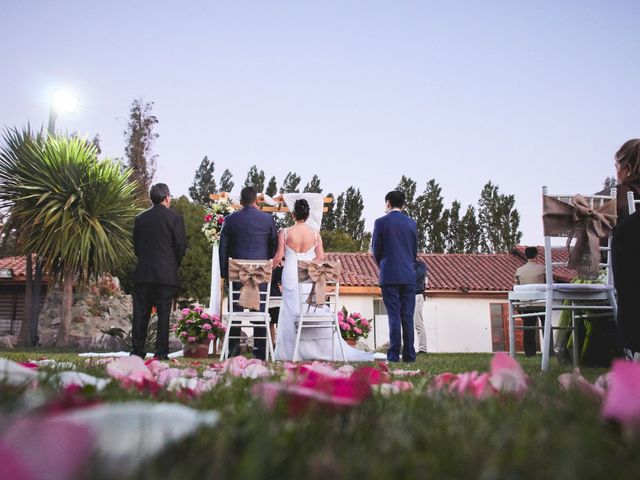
[219,186,278,359]
[132,183,187,360]
[372,191,418,363]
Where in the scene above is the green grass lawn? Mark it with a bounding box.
[1,349,637,480]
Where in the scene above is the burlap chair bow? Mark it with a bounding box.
[228,260,272,310]
[542,194,616,279]
[298,260,341,306]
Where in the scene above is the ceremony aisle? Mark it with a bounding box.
[1,351,639,480]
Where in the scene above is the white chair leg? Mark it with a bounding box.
[220,320,231,361]
[292,319,303,362]
[571,308,579,368]
[265,315,274,361]
[335,322,346,361]
[541,292,554,372]
[508,301,516,358]
[608,290,618,324]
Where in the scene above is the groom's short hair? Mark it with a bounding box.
[385,190,405,209]
[240,186,258,206]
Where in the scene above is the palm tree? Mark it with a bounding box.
[0,128,140,346]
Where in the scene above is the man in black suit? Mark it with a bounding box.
[219,186,278,359]
[131,183,186,360]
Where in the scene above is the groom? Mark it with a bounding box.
[219,186,278,359]
[372,190,418,363]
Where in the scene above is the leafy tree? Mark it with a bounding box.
[460,205,481,253]
[0,127,45,346]
[219,168,234,193]
[416,179,446,253]
[338,187,368,251]
[445,200,465,253]
[303,174,322,193]
[124,99,158,201]
[265,176,278,197]
[396,175,430,252]
[189,156,217,205]
[91,134,102,156]
[244,165,265,191]
[0,131,139,346]
[396,175,418,218]
[478,181,522,253]
[321,194,336,231]
[321,230,360,252]
[171,196,212,303]
[280,172,301,193]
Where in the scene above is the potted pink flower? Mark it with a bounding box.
[338,307,371,346]
[173,306,226,358]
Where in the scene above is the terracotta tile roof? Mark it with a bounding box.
[327,247,578,292]
[0,255,33,281]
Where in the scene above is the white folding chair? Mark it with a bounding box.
[627,190,640,214]
[219,259,275,361]
[292,260,346,362]
[508,186,617,371]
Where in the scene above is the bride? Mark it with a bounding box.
[273,199,373,362]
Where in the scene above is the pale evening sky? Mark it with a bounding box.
[1,1,639,246]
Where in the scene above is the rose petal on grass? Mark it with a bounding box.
[106,356,153,386]
[489,352,528,397]
[1,417,94,480]
[602,360,640,430]
[0,358,39,387]
[558,369,606,399]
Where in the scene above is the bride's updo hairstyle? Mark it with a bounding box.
[293,199,310,221]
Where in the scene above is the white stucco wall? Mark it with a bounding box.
[340,294,501,353]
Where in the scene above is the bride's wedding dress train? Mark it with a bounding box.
[273,242,374,362]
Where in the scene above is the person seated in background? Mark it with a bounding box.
[612,210,640,361]
[268,263,283,347]
[514,246,546,357]
[614,139,640,220]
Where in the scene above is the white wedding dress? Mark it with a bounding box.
[273,228,374,362]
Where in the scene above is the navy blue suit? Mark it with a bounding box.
[219,206,278,358]
[372,210,418,362]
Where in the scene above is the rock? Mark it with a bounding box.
[49,317,61,327]
[0,335,17,348]
[89,332,125,351]
[69,335,92,350]
[39,330,57,347]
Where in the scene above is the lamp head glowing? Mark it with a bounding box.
[51,89,79,114]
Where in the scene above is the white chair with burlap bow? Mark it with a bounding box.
[220,259,274,361]
[292,260,346,362]
[508,186,618,371]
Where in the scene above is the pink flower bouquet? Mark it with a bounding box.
[173,307,226,351]
[338,307,371,342]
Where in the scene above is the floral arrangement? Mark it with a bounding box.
[338,307,371,342]
[173,306,226,350]
[202,199,234,244]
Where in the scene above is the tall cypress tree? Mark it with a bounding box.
[445,200,465,253]
[478,181,522,253]
[124,98,158,201]
[265,176,278,197]
[303,174,322,193]
[460,205,481,253]
[280,172,301,193]
[219,169,234,193]
[244,165,265,192]
[188,156,217,205]
[416,179,445,253]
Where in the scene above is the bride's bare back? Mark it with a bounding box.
[273,222,324,266]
